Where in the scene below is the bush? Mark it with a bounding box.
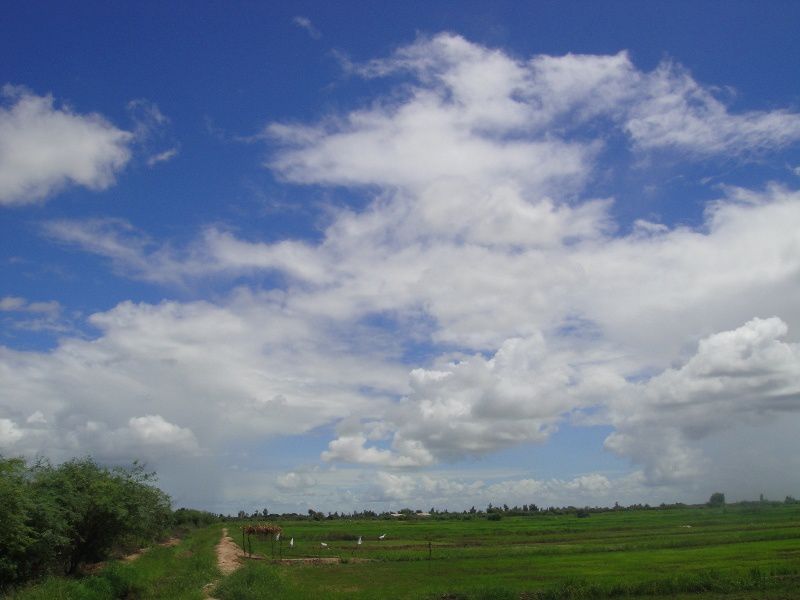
[0,455,173,589]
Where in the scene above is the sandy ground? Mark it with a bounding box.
[215,528,244,576]
[203,527,246,599]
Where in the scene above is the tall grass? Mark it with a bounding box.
[6,526,221,600]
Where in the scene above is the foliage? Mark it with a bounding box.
[707,492,726,507]
[7,525,220,600]
[173,507,223,528]
[0,455,172,588]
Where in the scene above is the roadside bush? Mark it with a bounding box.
[0,455,173,589]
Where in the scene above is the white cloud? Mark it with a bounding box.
[0,85,133,206]
[6,35,800,510]
[42,219,330,286]
[605,317,800,484]
[276,470,318,491]
[368,471,622,507]
[324,334,624,466]
[270,34,800,193]
[0,296,60,315]
[626,62,800,156]
[127,414,199,450]
[146,147,179,167]
[292,16,321,39]
[0,292,407,467]
[0,418,23,447]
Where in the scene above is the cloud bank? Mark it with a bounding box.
[3,34,800,510]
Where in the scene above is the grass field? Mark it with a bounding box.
[223,504,800,599]
[6,504,800,599]
[5,526,220,600]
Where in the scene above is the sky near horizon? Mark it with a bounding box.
[2,2,800,514]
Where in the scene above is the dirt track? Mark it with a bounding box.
[215,528,243,576]
[204,527,247,599]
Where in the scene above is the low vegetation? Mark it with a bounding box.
[4,454,800,599]
[5,525,221,600]
[231,503,800,599]
[0,456,173,586]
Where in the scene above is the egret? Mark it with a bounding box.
[357,536,362,545]
[321,542,328,548]
[289,537,294,548]
[378,534,386,540]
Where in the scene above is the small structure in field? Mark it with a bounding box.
[242,523,284,558]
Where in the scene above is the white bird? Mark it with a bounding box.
[378,534,386,540]
[275,533,281,541]
[357,536,362,545]
[289,537,294,548]
[320,542,328,548]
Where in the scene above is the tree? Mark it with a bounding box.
[0,457,36,585]
[707,492,725,507]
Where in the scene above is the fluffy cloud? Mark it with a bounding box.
[368,471,619,507]
[0,292,407,467]
[0,86,133,206]
[5,34,800,510]
[324,334,624,466]
[272,34,800,193]
[606,318,800,484]
[276,470,318,491]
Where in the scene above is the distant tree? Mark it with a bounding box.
[707,492,726,507]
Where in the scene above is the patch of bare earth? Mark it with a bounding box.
[80,537,182,574]
[204,527,247,599]
[216,528,244,576]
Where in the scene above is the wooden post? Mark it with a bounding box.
[428,540,432,560]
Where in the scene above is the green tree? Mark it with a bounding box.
[707,492,726,507]
[0,457,34,584]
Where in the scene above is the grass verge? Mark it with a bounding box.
[6,526,221,600]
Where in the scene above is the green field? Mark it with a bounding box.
[7,504,800,599]
[223,504,800,599]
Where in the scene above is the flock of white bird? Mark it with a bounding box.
[319,534,386,548]
[267,530,388,549]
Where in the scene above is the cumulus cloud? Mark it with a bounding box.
[324,334,624,466]
[5,34,800,510]
[605,317,800,484]
[270,34,800,193]
[0,293,407,467]
[0,85,133,206]
[276,470,318,491]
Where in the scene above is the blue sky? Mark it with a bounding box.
[2,1,800,513]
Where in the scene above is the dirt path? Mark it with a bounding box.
[203,527,245,599]
[215,527,243,576]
